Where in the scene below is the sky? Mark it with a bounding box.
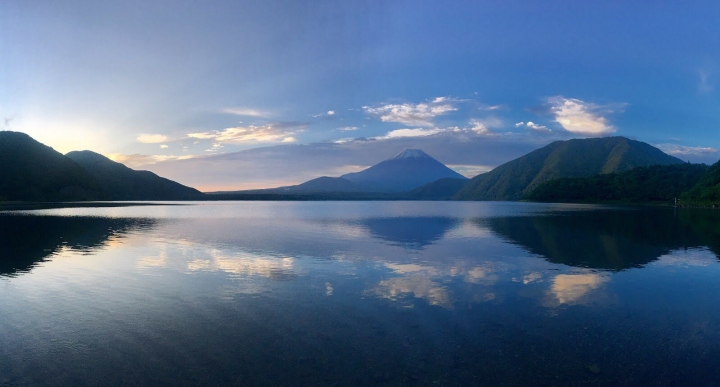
[2,1,720,191]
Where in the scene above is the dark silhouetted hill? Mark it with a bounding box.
[66,150,205,200]
[0,131,101,201]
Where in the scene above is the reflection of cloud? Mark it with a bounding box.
[186,250,295,280]
[550,273,608,304]
[652,249,715,267]
[372,275,452,308]
[523,272,542,284]
[136,250,167,269]
[325,282,334,296]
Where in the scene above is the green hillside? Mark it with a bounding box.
[0,131,101,201]
[680,160,720,206]
[454,137,684,201]
[66,151,205,200]
[525,163,708,203]
[408,178,469,200]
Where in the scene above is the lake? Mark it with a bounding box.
[1,201,720,386]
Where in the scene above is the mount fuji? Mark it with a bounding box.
[339,149,466,192]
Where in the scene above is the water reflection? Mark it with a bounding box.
[2,203,720,385]
[482,208,720,270]
[359,217,459,249]
[0,215,154,276]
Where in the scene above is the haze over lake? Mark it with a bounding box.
[2,201,720,386]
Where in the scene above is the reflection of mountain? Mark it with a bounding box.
[0,215,154,276]
[482,209,713,270]
[361,217,459,249]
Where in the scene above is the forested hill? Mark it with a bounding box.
[454,137,684,201]
[524,163,709,204]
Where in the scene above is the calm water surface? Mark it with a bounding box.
[2,201,720,386]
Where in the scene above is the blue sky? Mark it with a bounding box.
[2,1,719,190]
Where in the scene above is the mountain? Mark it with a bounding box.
[454,137,684,201]
[680,160,720,205]
[524,163,708,203]
[0,131,101,201]
[340,149,467,192]
[408,178,469,200]
[276,176,363,193]
[66,151,205,200]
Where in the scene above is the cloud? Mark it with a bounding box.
[655,144,719,156]
[515,121,551,132]
[312,110,336,118]
[546,96,625,135]
[447,164,493,177]
[107,153,196,168]
[337,126,358,131]
[479,104,505,111]
[699,71,713,93]
[187,121,306,144]
[376,128,445,139]
[160,144,169,149]
[222,107,269,117]
[281,137,297,143]
[364,97,458,126]
[136,134,169,143]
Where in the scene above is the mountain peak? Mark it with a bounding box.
[388,149,431,160]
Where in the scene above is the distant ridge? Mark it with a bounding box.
[454,137,684,201]
[339,149,467,192]
[0,131,101,201]
[66,150,205,200]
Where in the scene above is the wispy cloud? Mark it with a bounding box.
[136,134,169,143]
[546,96,625,135]
[187,122,306,144]
[312,110,336,118]
[222,107,269,117]
[107,153,196,168]
[376,128,445,139]
[337,126,358,131]
[655,143,719,156]
[699,70,714,93]
[363,97,458,126]
[515,121,551,132]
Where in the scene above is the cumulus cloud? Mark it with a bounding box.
[222,107,269,117]
[187,122,306,144]
[364,97,458,126]
[655,144,719,156]
[546,96,625,135]
[136,134,169,143]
